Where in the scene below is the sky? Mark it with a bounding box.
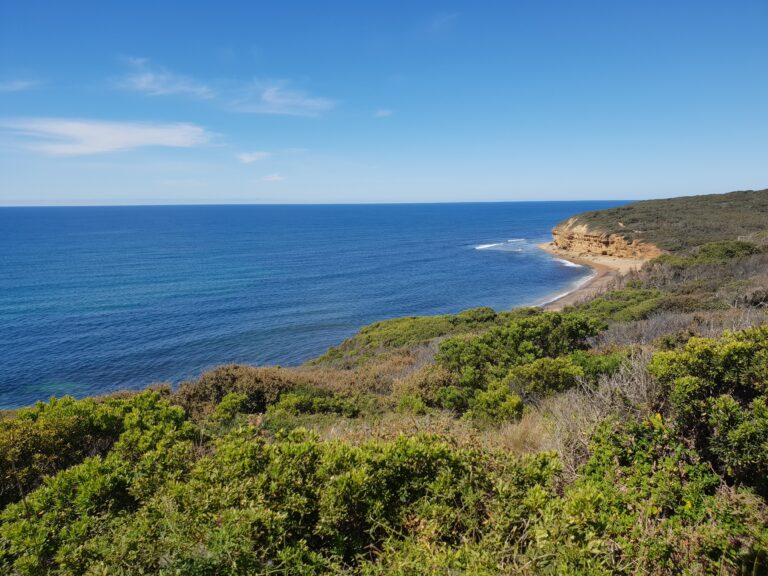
[0,0,766,206]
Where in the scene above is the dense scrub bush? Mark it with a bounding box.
[576,288,664,322]
[0,394,154,509]
[270,386,366,418]
[656,292,726,314]
[208,391,249,428]
[396,394,429,415]
[617,249,768,309]
[464,382,524,424]
[1,429,561,575]
[592,309,768,350]
[436,312,601,392]
[434,384,472,413]
[567,188,768,251]
[173,364,298,419]
[526,416,768,574]
[502,356,584,398]
[722,281,768,308]
[606,241,767,316]
[4,412,762,575]
[0,392,197,574]
[260,388,380,435]
[396,363,455,405]
[568,350,625,382]
[542,351,660,479]
[310,307,528,367]
[429,313,602,418]
[649,326,768,494]
[656,240,762,269]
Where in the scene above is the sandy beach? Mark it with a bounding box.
[537,243,650,310]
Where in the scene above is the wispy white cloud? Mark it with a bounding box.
[0,79,40,93]
[0,117,211,156]
[237,150,271,163]
[231,82,335,117]
[261,173,286,182]
[117,58,215,99]
[116,59,334,117]
[374,109,393,118]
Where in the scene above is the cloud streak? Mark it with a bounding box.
[0,117,211,156]
[237,151,271,163]
[0,79,40,93]
[116,59,334,117]
[261,173,285,182]
[374,109,393,118]
[117,58,215,99]
[231,83,335,117]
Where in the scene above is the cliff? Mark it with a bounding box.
[556,189,768,252]
[551,217,663,259]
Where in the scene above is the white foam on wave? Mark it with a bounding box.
[555,258,584,268]
[535,269,597,307]
[476,238,527,251]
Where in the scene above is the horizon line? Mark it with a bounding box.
[0,198,639,208]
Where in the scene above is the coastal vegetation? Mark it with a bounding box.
[563,188,768,251]
[2,191,768,574]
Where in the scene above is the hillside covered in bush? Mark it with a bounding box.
[560,188,768,251]
[2,191,768,575]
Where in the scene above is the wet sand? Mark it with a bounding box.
[537,243,649,310]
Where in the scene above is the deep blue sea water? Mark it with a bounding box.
[0,202,624,408]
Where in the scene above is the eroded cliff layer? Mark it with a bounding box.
[551,218,663,259]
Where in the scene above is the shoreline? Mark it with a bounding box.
[535,242,648,310]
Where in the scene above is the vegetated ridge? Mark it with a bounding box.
[1,188,767,575]
[553,188,768,254]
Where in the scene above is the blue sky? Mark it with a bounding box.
[0,0,766,205]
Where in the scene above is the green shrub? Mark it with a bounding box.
[396,394,428,415]
[209,392,248,427]
[0,394,153,509]
[173,364,296,418]
[656,240,762,269]
[309,306,514,367]
[0,430,561,575]
[649,326,768,493]
[360,538,498,575]
[568,350,625,382]
[0,392,197,574]
[576,288,663,322]
[2,402,764,574]
[436,312,601,391]
[402,363,456,407]
[435,385,472,413]
[562,188,768,251]
[655,293,725,313]
[525,416,768,574]
[502,356,584,398]
[707,395,768,487]
[464,382,524,424]
[270,386,363,418]
[261,388,374,434]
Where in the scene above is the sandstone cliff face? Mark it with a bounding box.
[551,218,663,259]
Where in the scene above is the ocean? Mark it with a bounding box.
[0,201,623,408]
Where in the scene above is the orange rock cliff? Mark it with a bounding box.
[550,218,663,259]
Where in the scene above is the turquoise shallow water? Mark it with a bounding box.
[0,201,623,408]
